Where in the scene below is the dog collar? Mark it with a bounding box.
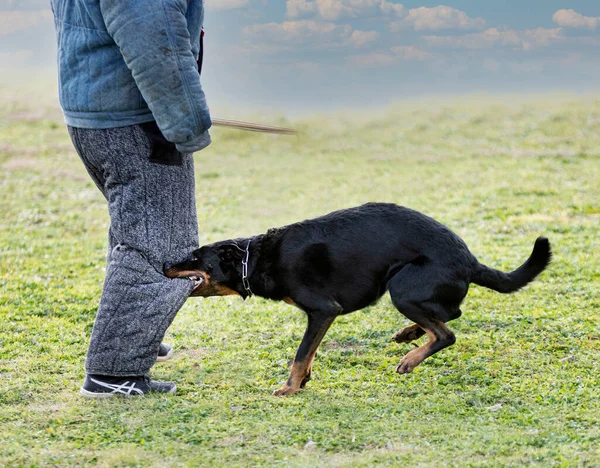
[241,240,253,297]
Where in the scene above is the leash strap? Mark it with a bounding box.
[198,29,204,75]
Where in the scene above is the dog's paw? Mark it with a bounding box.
[273,384,300,396]
[396,359,415,374]
[396,351,421,374]
[392,328,423,344]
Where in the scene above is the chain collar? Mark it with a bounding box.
[241,240,253,297]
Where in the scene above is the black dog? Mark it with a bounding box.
[165,203,551,396]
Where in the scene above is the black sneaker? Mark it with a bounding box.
[79,375,177,398]
[157,343,174,362]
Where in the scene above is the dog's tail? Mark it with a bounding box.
[471,237,551,293]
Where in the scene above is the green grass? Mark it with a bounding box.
[1,89,599,467]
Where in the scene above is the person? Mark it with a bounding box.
[50,0,211,397]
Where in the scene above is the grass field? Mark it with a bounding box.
[1,87,599,467]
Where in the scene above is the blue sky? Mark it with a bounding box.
[1,1,600,110]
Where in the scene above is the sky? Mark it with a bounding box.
[1,0,600,111]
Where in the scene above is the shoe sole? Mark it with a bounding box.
[79,385,177,398]
[156,347,174,362]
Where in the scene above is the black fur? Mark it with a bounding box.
[471,237,551,293]
[168,202,551,393]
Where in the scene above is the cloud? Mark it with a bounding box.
[348,45,432,67]
[243,20,351,44]
[348,30,379,47]
[379,0,404,17]
[552,9,600,30]
[390,45,432,60]
[286,0,389,20]
[286,0,317,18]
[520,27,564,50]
[0,10,52,36]
[389,6,486,32]
[205,0,250,10]
[285,2,484,34]
[424,27,563,51]
[424,28,520,49]
[407,6,486,31]
[243,20,376,49]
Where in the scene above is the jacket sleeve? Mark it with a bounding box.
[99,0,211,153]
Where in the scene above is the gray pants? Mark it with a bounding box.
[69,124,197,376]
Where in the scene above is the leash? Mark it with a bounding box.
[212,118,296,135]
[241,240,253,297]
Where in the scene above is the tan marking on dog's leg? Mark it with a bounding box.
[274,358,314,396]
[283,296,296,306]
[396,319,455,374]
[300,352,317,389]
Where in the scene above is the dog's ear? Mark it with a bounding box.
[217,243,244,262]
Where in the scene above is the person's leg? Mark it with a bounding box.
[68,138,118,266]
[69,124,198,378]
[72,146,176,365]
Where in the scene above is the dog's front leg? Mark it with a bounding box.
[273,313,336,396]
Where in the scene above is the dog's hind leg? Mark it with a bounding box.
[391,308,462,343]
[391,324,425,343]
[388,265,464,373]
[274,310,337,396]
[394,310,455,374]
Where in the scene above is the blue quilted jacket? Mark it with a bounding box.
[51,0,211,153]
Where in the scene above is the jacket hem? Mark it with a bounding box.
[64,109,156,129]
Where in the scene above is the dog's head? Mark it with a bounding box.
[164,240,249,298]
